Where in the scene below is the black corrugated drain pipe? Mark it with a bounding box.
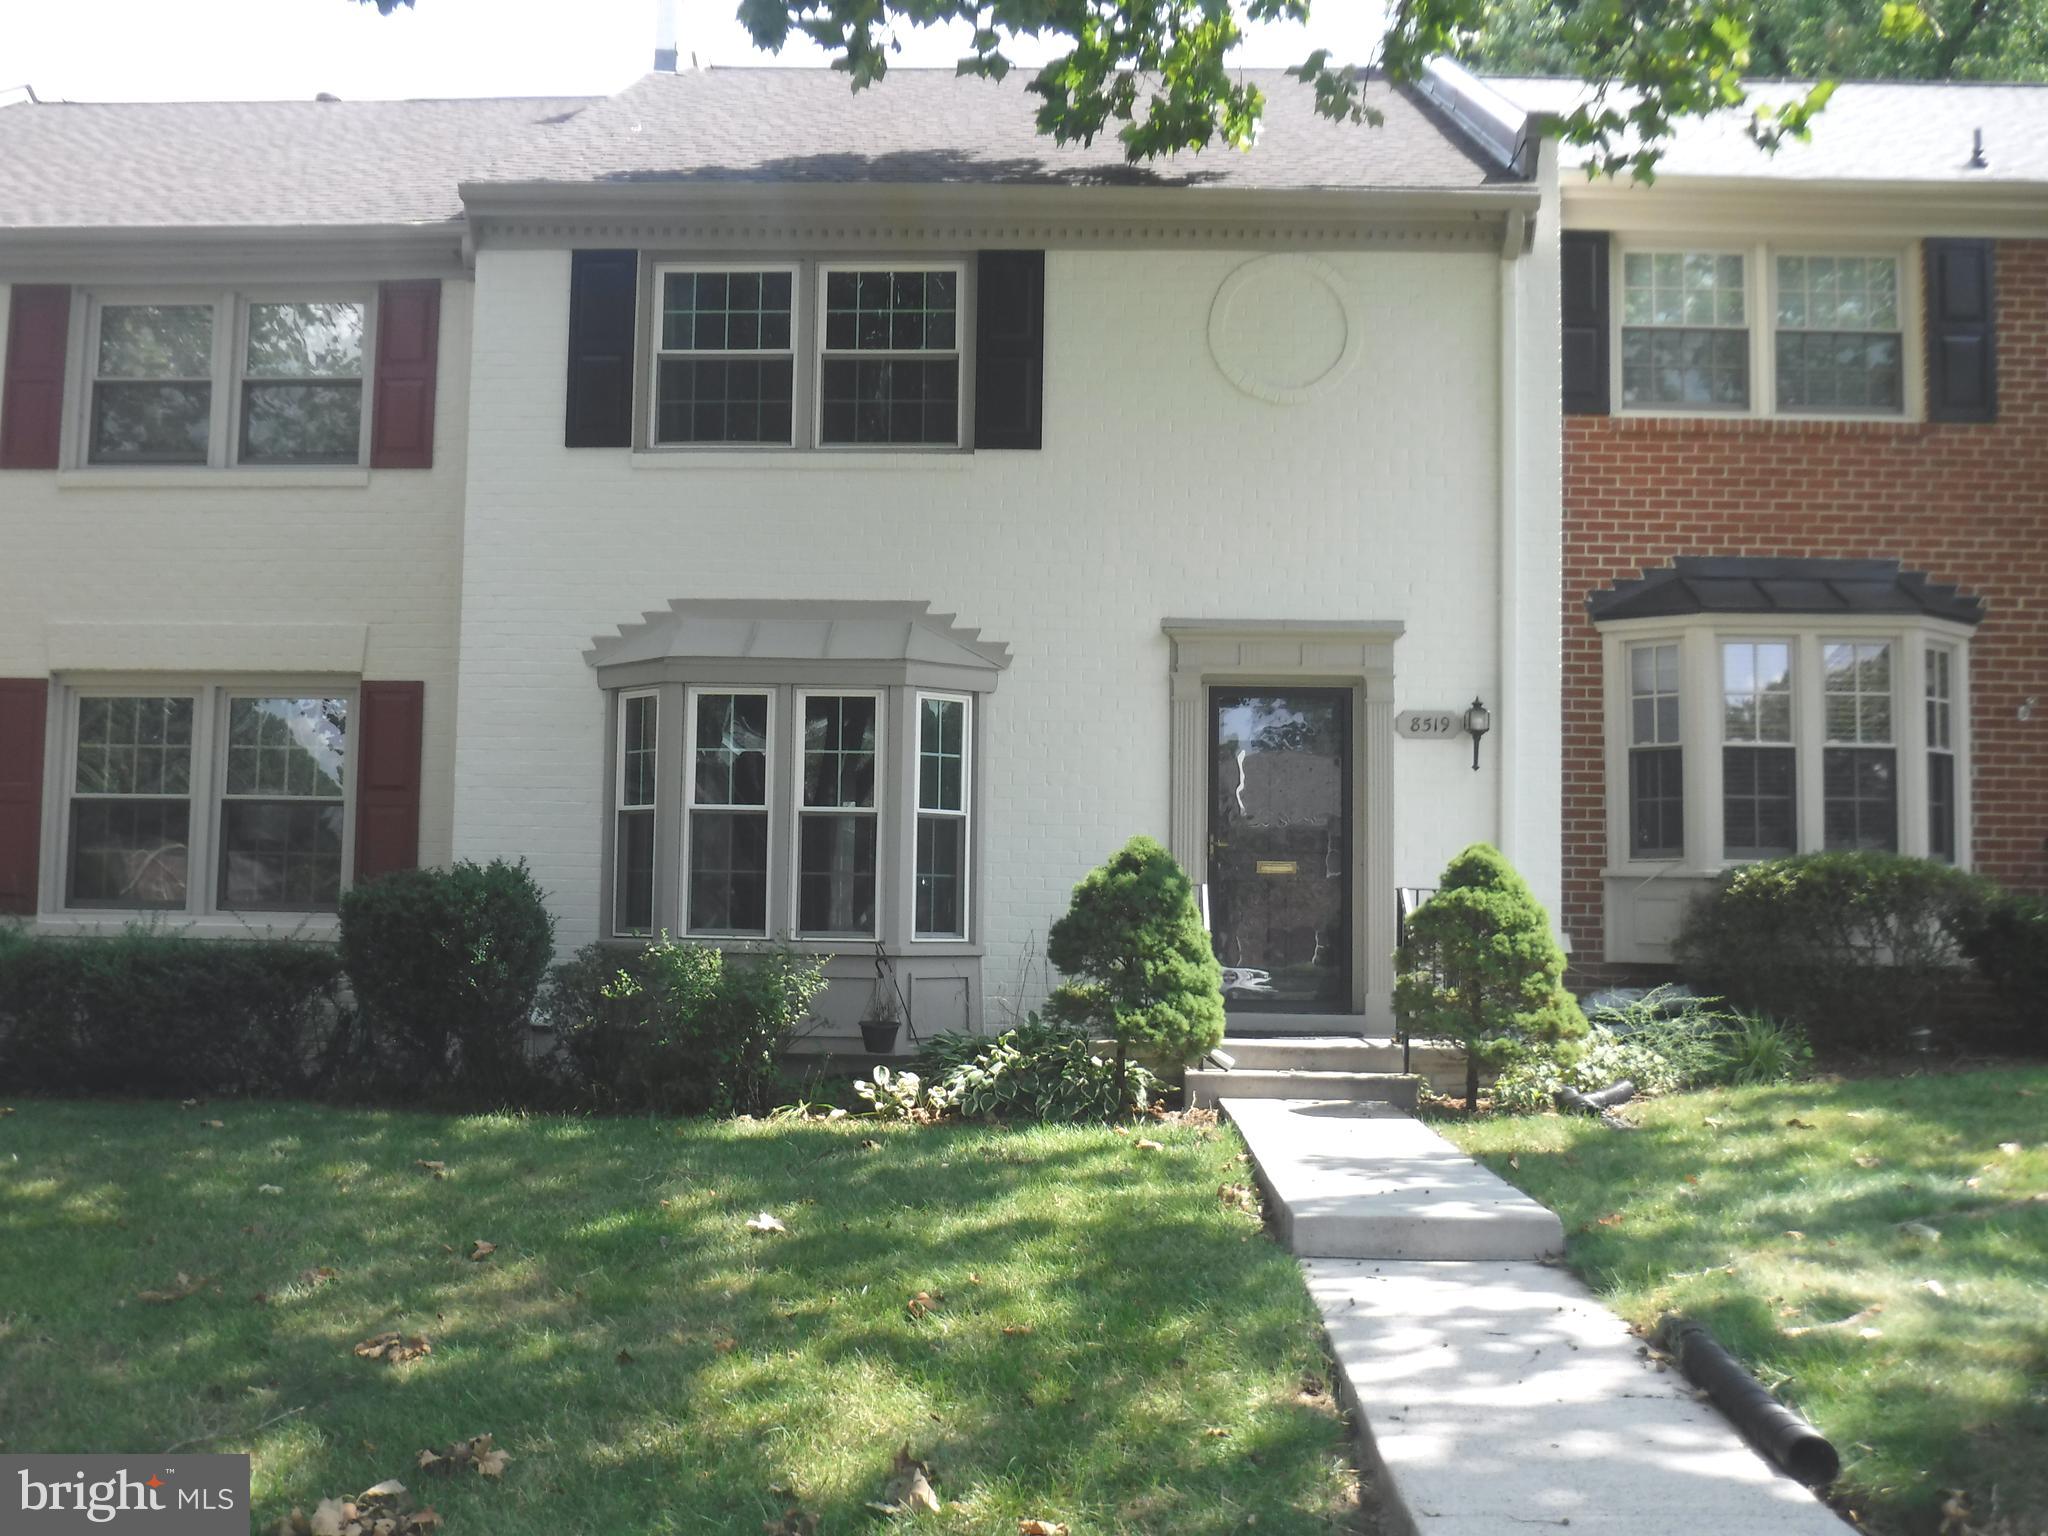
[1554,1079,1636,1115]
[1659,1314,1841,1486]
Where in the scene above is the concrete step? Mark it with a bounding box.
[1223,1097,1563,1260]
[1219,1036,1407,1073]
[1187,1069,1420,1111]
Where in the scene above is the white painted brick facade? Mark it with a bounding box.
[0,278,473,882]
[457,239,1564,1022]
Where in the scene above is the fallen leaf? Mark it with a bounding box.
[300,1266,339,1289]
[1703,1116,1725,1129]
[417,1433,510,1481]
[1919,1278,1948,1299]
[1784,1230,1806,1242]
[868,1445,941,1516]
[138,1272,210,1305]
[360,1481,408,1501]
[1852,1154,1882,1169]
[309,1499,348,1536]
[468,1240,496,1262]
[764,1508,819,1536]
[745,1212,788,1236]
[1001,1324,1035,1337]
[966,1272,983,1285]
[1783,1302,1884,1338]
[859,1138,881,1151]
[201,1119,226,1130]
[615,1348,635,1366]
[906,1290,944,1320]
[1966,1176,1983,1189]
[1019,1522,1070,1535]
[1785,1117,1817,1130]
[1202,1427,1231,1438]
[258,1184,285,1196]
[1998,1142,2024,1156]
[1899,1220,1942,1243]
[354,1332,432,1364]
[1507,1155,1520,1170]
[415,1161,447,1178]
[1596,1212,1625,1227]
[0,1106,14,1117]
[1218,1183,1259,1214]
[1133,1138,1164,1152]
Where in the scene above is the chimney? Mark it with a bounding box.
[653,0,679,72]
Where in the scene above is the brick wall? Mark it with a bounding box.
[1560,238,2048,979]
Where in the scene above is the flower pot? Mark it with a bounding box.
[860,1019,902,1055]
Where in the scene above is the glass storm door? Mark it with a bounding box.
[1208,688,1353,1013]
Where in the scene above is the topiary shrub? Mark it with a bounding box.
[1961,890,2048,1035]
[0,928,347,1097]
[1394,843,1587,1114]
[338,860,556,1099]
[544,936,827,1117]
[1044,835,1226,1095]
[1672,851,1992,1048]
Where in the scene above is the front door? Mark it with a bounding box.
[1208,688,1353,1013]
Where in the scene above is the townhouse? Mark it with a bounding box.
[0,63,1563,1040]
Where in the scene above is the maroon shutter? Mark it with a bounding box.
[370,281,440,469]
[1,286,71,470]
[0,679,49,914]
[354,681,424,882]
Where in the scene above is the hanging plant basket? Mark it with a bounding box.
[860,1017,903,1055]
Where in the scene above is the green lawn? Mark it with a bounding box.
[1441,1067,2048,1536]
[0,1102,1364,1535]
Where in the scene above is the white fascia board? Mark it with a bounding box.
[0,223,470,283]
[1558,174,2048,240]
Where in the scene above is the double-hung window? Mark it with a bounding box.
[61,684,352,916]
[1926,647,1957,863]
[818,267,961,446]
[685,689,771,936]
[1721,641,1796,860]
[797,692,881,939]
[914,694,971,940]
[647,261,965,451]
[1822,640,1898,852]
[1620,252,1749,410]
[652,268,797,446]
[1774,256,1903,413]
[1626,641,1684,858]
[86,292,370,467]
[614,692,659,935]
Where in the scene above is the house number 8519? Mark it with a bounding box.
[1395,710,1461,738]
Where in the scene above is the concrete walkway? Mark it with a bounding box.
[1224,1098,1848,1535]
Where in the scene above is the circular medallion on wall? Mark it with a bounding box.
[1206,255,1362,405]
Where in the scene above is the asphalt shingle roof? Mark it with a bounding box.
[1486,75,2048,184]
[0,95,595,229]
[466,68,1522,192]
[1587,557,1987,624]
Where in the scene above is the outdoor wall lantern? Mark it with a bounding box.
[1464,697,1491,771]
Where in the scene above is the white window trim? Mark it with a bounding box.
[1610,238,1923,423]
[813,261,967,452]
[680,684,774,940]
[646,262,801,451]
[1623,640,1685,860]
[1600,614,1974,881]
[71,287,377,472]
[45,676,359,921]
[1715,635,1800,862]
[790,686,885,942]
[911,690,972,943]
[612,688,660,938]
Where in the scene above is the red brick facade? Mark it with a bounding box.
[1561,238,2048,979]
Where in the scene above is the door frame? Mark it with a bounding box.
[1163,619,1402,1027]
[1207,685,1355,1012]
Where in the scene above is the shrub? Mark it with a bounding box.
[1045,835,1225,1091]
[853,1064,928,1120]
[1961,891,2048,1031]
[545,936,828,1116]
[1673,852,1992,1047]
[1488,988,1809,1112]
[914,1017,1163,1121]
[1395,844,1587,1113]
[0,928,347,1097]
[338,860,556,1098]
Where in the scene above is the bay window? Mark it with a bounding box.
[1721,641,1796,860]
[1821,640,1898,852]
[591,600,1006,953]
[1926,647,1957,863]
[1626,641,1684,858]
[59,683,353,916]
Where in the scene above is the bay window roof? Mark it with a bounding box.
[585,599,1011,691]
[1588,557,1985,626]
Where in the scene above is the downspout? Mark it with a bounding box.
[1497,209,1527,863]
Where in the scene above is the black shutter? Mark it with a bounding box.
[973,251,1045,450]
[565,249,639,448]
[1560,230,1610,416]
[1925,239,1996,423]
